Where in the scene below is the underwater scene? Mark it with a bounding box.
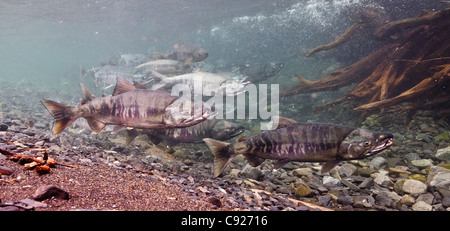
[1,0,449,212]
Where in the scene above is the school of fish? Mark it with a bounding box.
[42,44,393,178]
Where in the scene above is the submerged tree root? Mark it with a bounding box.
[283,8,450,123]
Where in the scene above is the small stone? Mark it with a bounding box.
[296,206,309,211]
[0,124,8,131]
[408,174,427,183]
[412,201,433,211]
[240,164,263,181]
[32,185,70,201]
[411,159,433,169]
[434,131,450,142]
[435,146,450,161]
[388,167,411,176]
[442,197,450,208]
[322,176,341,188]
[0,206,20,211]
[340,178,360,191]
[358,178,374,189]
[402,179,428,196]
[244,179,256,187]
[318,195,331,206]
[79,158,93,164]
[291,182,313,197]
[374,171,394,188]
[416,193,434,205]
[353,195,375,208]
[291,168,313,177]
[0,166,13,175]
[19,198,48,208]
[369,156,387,169]
[405,153,421,161]
[400,195,415,206]
[230,169,241,177]
[358,167,375,177]
[337,196,353,205]
[427,166,450,190]
[338,164,357,177]
[208,197,222,208]
[375,191,401,208]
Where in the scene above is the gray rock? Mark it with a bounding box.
[318,195,331,206]
[375,191,401,208]
[427,166,450,189]
[435,146,450,161]
[359,178,374,189]
[19,198,48,209]
[0,124,8,131]
[412,201,433,211]
[291,168,313,177]
[400,195,415,206]
[405,153,421,161]
[402,179,428,196]
[240,164,263,181]
[322,176,341,188]
[353,195,375,208]
[374,171,394,188]
[337,196,354,205]
[338,164,357,177]
[369,157,387,169]
[416,193,434,205]
[415,133,432,143]
[442,197,450,208]
[411,159,433,169]
[32,185,70,201]
[0,206,20,211]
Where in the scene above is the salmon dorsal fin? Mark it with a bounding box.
[113,77,136,96]
[237,136,247,142]
[80,83,95,104]
[275,116,298,129]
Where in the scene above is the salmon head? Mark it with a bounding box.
[338,128,394,160]
[163,97,217,128]
[211,120,245,141]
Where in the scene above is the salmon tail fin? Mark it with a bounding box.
[203,138,234,177]
[40,100,78,135]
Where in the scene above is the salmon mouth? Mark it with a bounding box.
[369,136,393,155]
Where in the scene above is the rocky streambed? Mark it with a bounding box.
[1,80,450,211]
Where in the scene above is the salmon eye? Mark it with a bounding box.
[364,141,371,146]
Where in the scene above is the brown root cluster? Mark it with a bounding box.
[282,8,450,122]
[1,148,67,175]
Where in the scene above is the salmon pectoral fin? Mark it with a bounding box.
[321,160,341,174]
[41,100,78,135]
[125,129,139,145]
[244,154,265,167]
[86,118,106,134]
[146,134,163,145]
[203,138,233,178]
[274,159,290,169]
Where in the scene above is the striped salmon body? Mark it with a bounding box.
[41,78,215,135]
[204,122,393,177]
[244,123,354,161]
